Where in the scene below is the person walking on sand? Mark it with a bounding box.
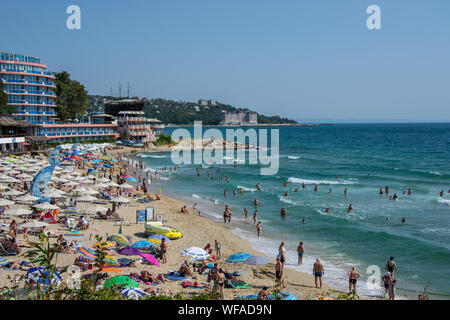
[160,238,168,264]
[348,266,360,293]
[385,257,398,277]
[216,268,226,299]
[214,240,221,260]
[313,258,325,289]
[297,241,304,265]
[275,257,283,288]
[382,272,392,297]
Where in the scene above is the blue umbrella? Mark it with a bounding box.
[27,267,61,287]
[103,164,112,168]
[125,177,137,182]
[132,240,154,249]
[225,252,251,263]
[148,234,171,242]
[122,287,148,300]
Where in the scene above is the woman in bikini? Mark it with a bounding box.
[348,266,361,293]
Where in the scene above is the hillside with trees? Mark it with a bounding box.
[87,96,297,125]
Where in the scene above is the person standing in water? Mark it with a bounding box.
[348,266,360,294]
[313,258,325,289]
[244,208,248,219]
[297,241,304,265]
[314,185,318,192]
[253,210,258,224]
[346,204,354,213]
[344,188,348,196]
[385,257,398,277]
[256,221,262,238]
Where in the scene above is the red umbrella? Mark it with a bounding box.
[70,156,80,161]
[139,253,160,267]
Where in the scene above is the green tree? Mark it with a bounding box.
[54,71,88,121]
[0,82,17,116]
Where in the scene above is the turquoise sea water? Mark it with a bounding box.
[130,124,450,298]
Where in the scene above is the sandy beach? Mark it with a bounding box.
[0,144,348,300]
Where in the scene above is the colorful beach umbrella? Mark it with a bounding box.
[77,247,97,261]
[139,253,160,267]
[27,267,61,287]
[148,234,171,242]
[225,252,251,263]
[103,276,139,289]
[118,246,142,256]
[64,230,84,237]
[104,256,120,266]
[0,257,11,266]
[110,235,130,247]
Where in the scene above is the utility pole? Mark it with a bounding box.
[119,82,122,98]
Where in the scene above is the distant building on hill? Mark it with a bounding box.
[198,99,218,107]
[221,110,257,125]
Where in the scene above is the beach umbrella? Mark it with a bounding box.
[5,207,32,216]
[16,194,40,202]
[76,247,97,261]
[73,187,88,193]
[33,202,60,210]
[225,253,251,263]
[148,234,171,242]
[27,267,61,287]
[70,156,80,161]
[110,197,130,203]
[97,178,110,183]
[122,287,148,300]
[19,221,49,229]
[244,255,270,265]
[181,247,209,261]
[0,184,11,190]
[139,253,160,267]
[104,256,120,266]
[0,198,15,206]
[64,230,84,237]
[103,164,112,168]
[118,246,142,256]
[41,191,66,198]
[3,190,24,196]
[110,235,130,247]
[103,276,139,289]
[131,240,154,249]
[77,195,97,202]
[0,257,11,266]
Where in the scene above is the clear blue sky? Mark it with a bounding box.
[2,0,450,122]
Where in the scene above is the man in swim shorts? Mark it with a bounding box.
[348,266,360,293]
[313,258,325,289]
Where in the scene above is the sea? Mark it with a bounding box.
[128,123,450,299]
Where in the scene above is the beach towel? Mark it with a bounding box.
[167,271,189,281]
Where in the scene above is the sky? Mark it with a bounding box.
[1,0,450,122]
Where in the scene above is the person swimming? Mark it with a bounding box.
[344,188,348,196]
[328,188,332,195]
[393,193,398,200]
[346,204,354,213]
[284,191,289,197]
[314,185,318,192]
[256,183,262,191]
[295,187,299,192]
[280,208,287,216]
[407,188,413,195]
[325,208,332,214]
[380,187,384,195]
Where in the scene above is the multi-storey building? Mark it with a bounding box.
[1,52,118,143]
[221,110,258,125]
